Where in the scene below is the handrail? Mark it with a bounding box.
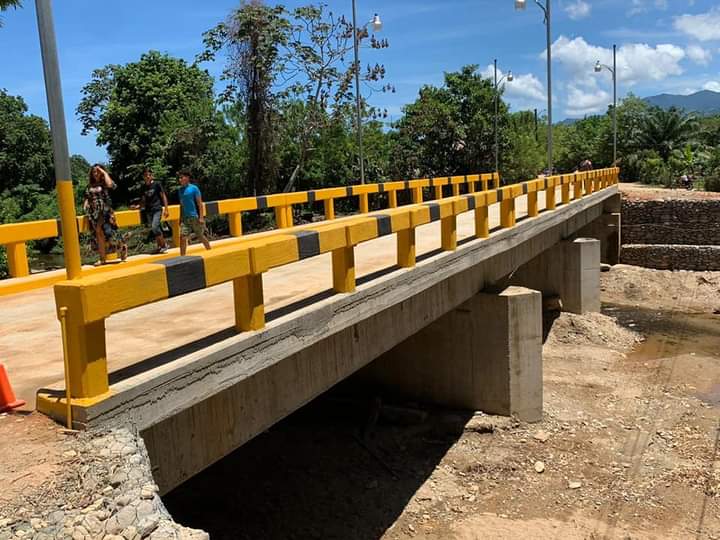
[0,172,501,280]
[40,168,619,404]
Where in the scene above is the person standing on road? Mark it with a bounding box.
[83,164,128,265]
[132,169,170,254]
[178,171,211,256]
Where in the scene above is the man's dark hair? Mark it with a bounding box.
[178,170,192,178]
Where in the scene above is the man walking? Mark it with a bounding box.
[133,168,169,253]
[178,171,211,256]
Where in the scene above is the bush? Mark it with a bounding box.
[0,248,7,279]
[704,173,720,192]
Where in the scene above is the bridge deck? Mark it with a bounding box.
[1,190,550,409]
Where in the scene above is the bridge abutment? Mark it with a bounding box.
[356,286,543,422]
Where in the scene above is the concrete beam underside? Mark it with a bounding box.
[64,188,615,493]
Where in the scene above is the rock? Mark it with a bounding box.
[600,263,612,272]
[115,507,137,530]
[109,472,128,488]
[568,480,582,489]
[62,450,78,458]
[48,510,65,524]
[104,536,125,540]
[464,417,494,434]
[534,461,545,473]
[137,516,159,537]
[121,526,139,540]
[71,525,88,540]
[30,518,45,530]
[116,495,132,508]
[82,514,103,535]
[136,501,155,519]
[533,430,551,443]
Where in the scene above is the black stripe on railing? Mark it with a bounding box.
[205,202,220,217]
[464,194,476,210]
[155,256,206,298]
[425,202,441,222]
[293,230,321,259]
[256,196,268,209]
[375,215,392,236]
[307,191,316,204]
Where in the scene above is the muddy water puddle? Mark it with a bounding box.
[603,303,720,404]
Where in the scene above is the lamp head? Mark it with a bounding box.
[507,71,514,82]
[515,0,527,11]
[594,60,602,73]
[371,13,383,32]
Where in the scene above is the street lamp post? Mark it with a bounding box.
[515,0,553,173]
[493,59,513,175]
[35,0,82,280]
[595,44,618,164]
[351,1,382,184]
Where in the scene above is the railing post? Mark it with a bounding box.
[275,206,289,229]
[359,193,370,214]
[170,220,181,247]
[441,215,457,251]
[285,206,294,227]
[57,310,109,399]
[527,191,539,217]
[452,183,460,197]
[561,178,571,205]
[434,185,443,200]
[332,246,356,293]
[324,199,336,221]
[412,187,423,204]
[545,181,557,210]
[500,198,516,228]
[475,206,489,238]
[228,213,243,237]
[7,242,30,278]
[573,174,582,200]
[397,228,416,267]
[234,274,265,331]
[388,190,398,208]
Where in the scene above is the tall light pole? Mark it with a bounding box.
[35,0,82,279]
[493,59,513,175]
[351,2,382,184]
[515,0,553,173]
[595,44,618,164]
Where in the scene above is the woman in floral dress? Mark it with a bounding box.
[83,165,127,265]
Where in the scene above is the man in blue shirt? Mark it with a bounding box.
[178,171,211,256]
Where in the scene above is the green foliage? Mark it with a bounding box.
[390,65,503,179]
[504,111,545,181]
[77,51,233,200]
[0,0,21,27]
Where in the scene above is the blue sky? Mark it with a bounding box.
[1,0,719,163]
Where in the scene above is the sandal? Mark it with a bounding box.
[120,244,128,262]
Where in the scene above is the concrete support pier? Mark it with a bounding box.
[510,237,601,314]
[357,286,543,422]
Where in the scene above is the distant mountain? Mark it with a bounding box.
[643,90,720,116]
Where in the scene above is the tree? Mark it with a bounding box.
[0,90,54,196]
[390,65,505,179]
[199,1,288,195]
[0,0,20,27]
[77,51,227,201]
[199,2,391,192]
[631,107,697,162]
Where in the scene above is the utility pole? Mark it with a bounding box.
[35,0,82,279]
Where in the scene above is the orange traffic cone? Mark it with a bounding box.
[0,364,25,413]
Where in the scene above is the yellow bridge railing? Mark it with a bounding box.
[0,172,500,284]
[37,168,618,416]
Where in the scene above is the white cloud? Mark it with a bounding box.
[704,81,720,92]
[548,36,685,87]
[565,1,591,20]
[628,0,669,16]
[565,86,611,117]
[480,65,545,106]
[685,44,712,65]
[674,8,720,42]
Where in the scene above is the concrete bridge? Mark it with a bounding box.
[0,169,620,494]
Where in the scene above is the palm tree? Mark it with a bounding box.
[633,107,697,162]
[0,0,21,27]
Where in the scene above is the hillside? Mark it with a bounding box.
[644,90,720,115]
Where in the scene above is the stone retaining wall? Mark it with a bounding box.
[622,199,720,245]
[621,244,720,271]
[0,428,207,540]
[621,199,720,270]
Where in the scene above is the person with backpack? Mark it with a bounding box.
[178,171,211,256]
